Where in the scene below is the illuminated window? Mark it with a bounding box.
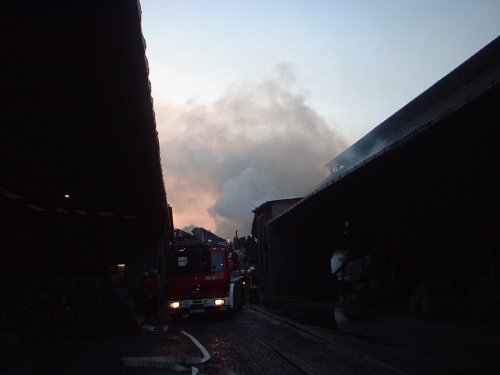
[178,256,188,267]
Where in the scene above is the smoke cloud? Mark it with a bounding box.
[155,64,347,239]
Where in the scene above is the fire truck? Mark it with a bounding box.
[166,238,245,318]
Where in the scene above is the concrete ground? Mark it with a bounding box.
[251,294,500,375]
[3,293,499,374]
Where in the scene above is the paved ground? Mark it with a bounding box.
[20,307,405,375]
[252,294,500,375]
[6,294,500,374]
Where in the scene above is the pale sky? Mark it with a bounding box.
[140,0,500,238]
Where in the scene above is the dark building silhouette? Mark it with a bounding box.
[1,1,172,295]
[251,198,303,293]
[264,37,500,297]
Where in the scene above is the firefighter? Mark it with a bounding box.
[230,251,240,268]
[142,271,160,322]
[247,266,259,303]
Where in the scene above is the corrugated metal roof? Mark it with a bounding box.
[270,36,500,225]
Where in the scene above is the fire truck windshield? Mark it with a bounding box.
[168,248,225,274]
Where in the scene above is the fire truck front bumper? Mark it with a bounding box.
[168,297,229,315]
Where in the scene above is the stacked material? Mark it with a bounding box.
[468,275,500,320]
[410,280,463,317]
[346,280,400,304]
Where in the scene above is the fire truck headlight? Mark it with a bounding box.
[169,301,180,309]
[214,299,225,306]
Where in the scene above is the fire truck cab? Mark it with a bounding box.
[166,239,244,317]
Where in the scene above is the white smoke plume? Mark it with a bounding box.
[155,65,347,239]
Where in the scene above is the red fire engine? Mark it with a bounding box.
[166,239,245,318]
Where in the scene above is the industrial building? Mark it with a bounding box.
[256,37,500,301]
[1,1,172,302]
[251,198,303,293]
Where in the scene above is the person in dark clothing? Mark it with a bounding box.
[230,251,239,268]
[142,271,160,322]
[247,266,259,303]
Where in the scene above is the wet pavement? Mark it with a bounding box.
[251,294,500,375]
[8,294,500,374]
